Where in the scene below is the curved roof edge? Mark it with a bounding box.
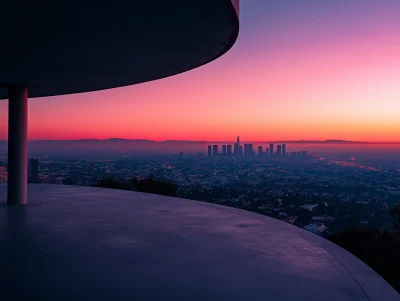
[180,0,239,79]
[0,0,240,99]
[152,0,239,88]
[231,0,240,17]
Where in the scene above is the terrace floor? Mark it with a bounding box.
[0,184,398,301]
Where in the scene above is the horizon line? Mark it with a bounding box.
[1,138,400,144]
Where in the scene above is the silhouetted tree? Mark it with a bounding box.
[128,177,138,189]
[95,176,177,197]
[390,204,400,230]
[329,228,400,293]
[96,177,123,189]
[136,177,177,197]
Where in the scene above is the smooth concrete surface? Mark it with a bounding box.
[0,0,239,99]
[7,86,28,204]
[0,184,398,301]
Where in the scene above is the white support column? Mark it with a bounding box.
[7,85,28,205]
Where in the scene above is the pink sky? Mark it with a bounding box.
[1,0,400,142]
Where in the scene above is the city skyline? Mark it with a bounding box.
[207,136,308,159]
[1,1,400,142]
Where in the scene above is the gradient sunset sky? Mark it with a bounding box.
[1,0,400,142]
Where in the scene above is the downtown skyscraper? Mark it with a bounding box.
[276,145,282,157]
[213,145,218,156]
[227,145,232,155]
[234,136,241,157]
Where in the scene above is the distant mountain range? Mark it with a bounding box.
[268,140,369,144]
[0,139,397,157]
[0,138,371,144]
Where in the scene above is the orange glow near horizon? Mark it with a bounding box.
[0,1,400,142]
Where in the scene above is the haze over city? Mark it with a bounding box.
[1,0,400,142]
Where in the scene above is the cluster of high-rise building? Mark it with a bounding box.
[208,136,239,157]
[207,137,308,159]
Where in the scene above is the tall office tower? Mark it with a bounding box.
[282,144,286,157]
[276,145,282,157]
[243,144,249,158]
[208,145,212,157]
[258,146,263,156]
[222,145,227,155]
[212,145,218,156]
[265,148,269,156]
[269,144,274,157]
[227,145,232,155]
[243,144,248,159]
[234,143,237,155]
[244,144,254,159]
[235,136,240,157]
[239,145,243,158]
[28,158,39,183]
